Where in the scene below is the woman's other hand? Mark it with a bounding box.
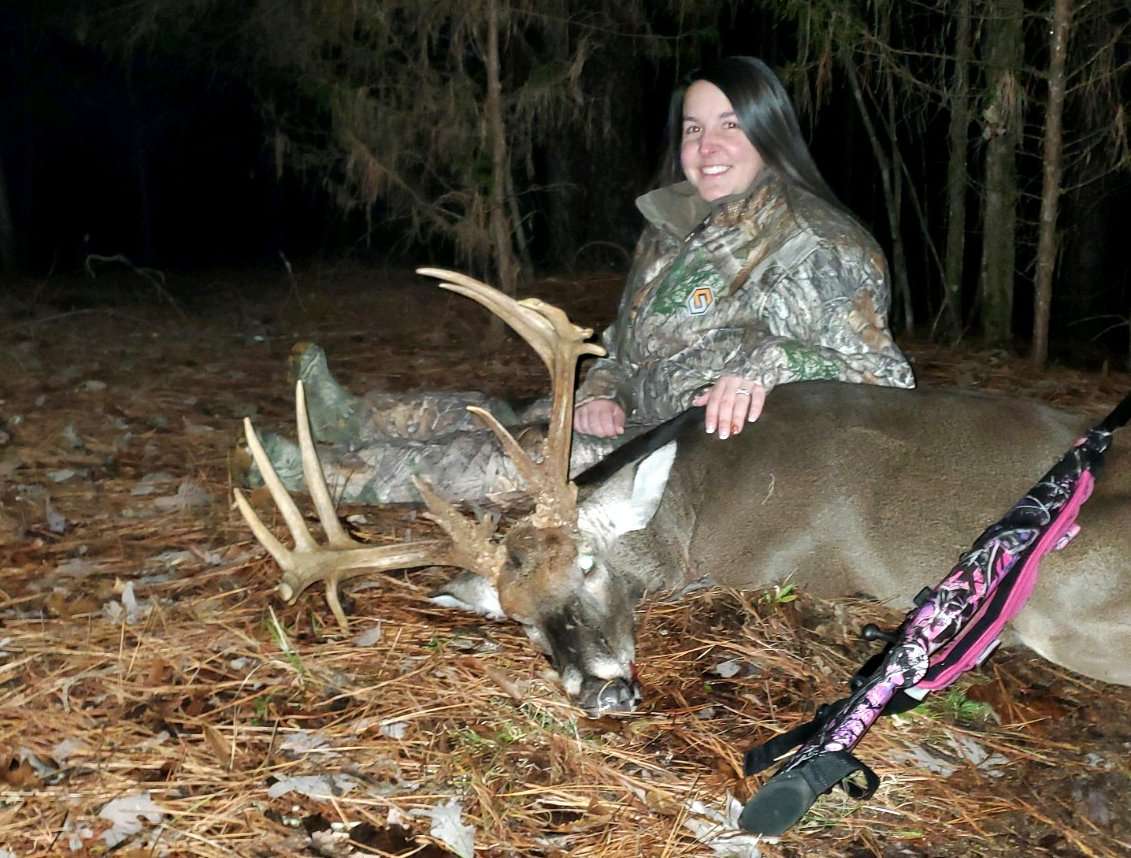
[574,399,626,437]
[692,376,765,439]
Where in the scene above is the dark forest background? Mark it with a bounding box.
[1,1,1129,367]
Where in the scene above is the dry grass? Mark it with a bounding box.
[1,267,1130,857]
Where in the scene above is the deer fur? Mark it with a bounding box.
[438,381,1130,713]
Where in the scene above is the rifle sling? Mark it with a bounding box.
[738,750,879,836]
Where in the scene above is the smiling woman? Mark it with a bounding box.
[678,80,766,201]
[574,56,914,439]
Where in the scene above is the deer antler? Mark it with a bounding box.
[233,381,504,634]
[417,268,605,528]
[235,270,605,631]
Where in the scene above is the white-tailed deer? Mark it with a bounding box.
[234,270,1131,715]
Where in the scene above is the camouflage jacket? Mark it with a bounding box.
[575,170,915,425]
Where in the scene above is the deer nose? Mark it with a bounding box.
[580,676,642,715]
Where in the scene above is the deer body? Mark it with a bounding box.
[237,271,1130,715]
[587,382,1130,696]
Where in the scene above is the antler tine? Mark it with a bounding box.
[295,380,353,549]
[235,403,454,635]
[413,476,506,582]
[416,268,568,368]
[416,267,605,526]
[465,405,570,523]
[241,417,318,555]
[233,488,292,571]
[529,298,604,514]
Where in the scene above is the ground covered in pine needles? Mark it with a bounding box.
[1,267,1130,858]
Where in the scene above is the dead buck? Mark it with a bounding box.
[234,269,1131,714]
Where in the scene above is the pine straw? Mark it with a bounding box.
[2,268,1131,857]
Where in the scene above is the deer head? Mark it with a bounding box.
[233,269,671,714]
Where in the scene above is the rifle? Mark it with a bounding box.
[738,391,1131,837]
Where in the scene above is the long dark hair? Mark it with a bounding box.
[665,56,841,210]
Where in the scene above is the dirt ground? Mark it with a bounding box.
[1,266,1130,857]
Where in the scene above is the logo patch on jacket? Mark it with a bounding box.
[650,248,723,317]
[687,286,714,315]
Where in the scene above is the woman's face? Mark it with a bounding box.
[679,80,764,202]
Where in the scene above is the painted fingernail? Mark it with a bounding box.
[719,429,729,440]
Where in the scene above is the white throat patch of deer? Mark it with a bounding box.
[235,269,1131,716]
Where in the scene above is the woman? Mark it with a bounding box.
[574,56,913,442]
[245,57,913,504]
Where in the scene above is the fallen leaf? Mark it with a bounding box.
[51,738,87,765]
[379,721,408,740]
[352,624,383,647]
[98,792,165,848]
[681,793,763,858]
[131,472,175,496]
[45,499,67,534]
[2,756,38,787]
[144,659,172,686]
[153,479,212,513]
[45,591,101,618]
[424,799,474,858]
[643,788,683,816]
[267,773,360,799]
[61,423,85,449]
[203,725,233,770]
[182,696,207,718]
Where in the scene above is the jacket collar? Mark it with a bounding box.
[635,169,780,237]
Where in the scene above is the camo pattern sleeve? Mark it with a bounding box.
[728,242,915,393]
[573,318,633,409]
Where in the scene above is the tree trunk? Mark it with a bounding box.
[842,52,912,335]
[977,0,1024,345]
[506,165,533,271]
[1030,0,1072,367]
[882,30,913,336]
[544,137,577,270]
[485,0,519,300]
[943,0,972,340]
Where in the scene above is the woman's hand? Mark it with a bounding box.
[692,376,765,439]
[574,399,626,437]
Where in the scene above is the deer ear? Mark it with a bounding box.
[578,441,677,547]
[430,571,506,620]
[627,440,677,527]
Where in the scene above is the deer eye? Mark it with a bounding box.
[507,545,527,569]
